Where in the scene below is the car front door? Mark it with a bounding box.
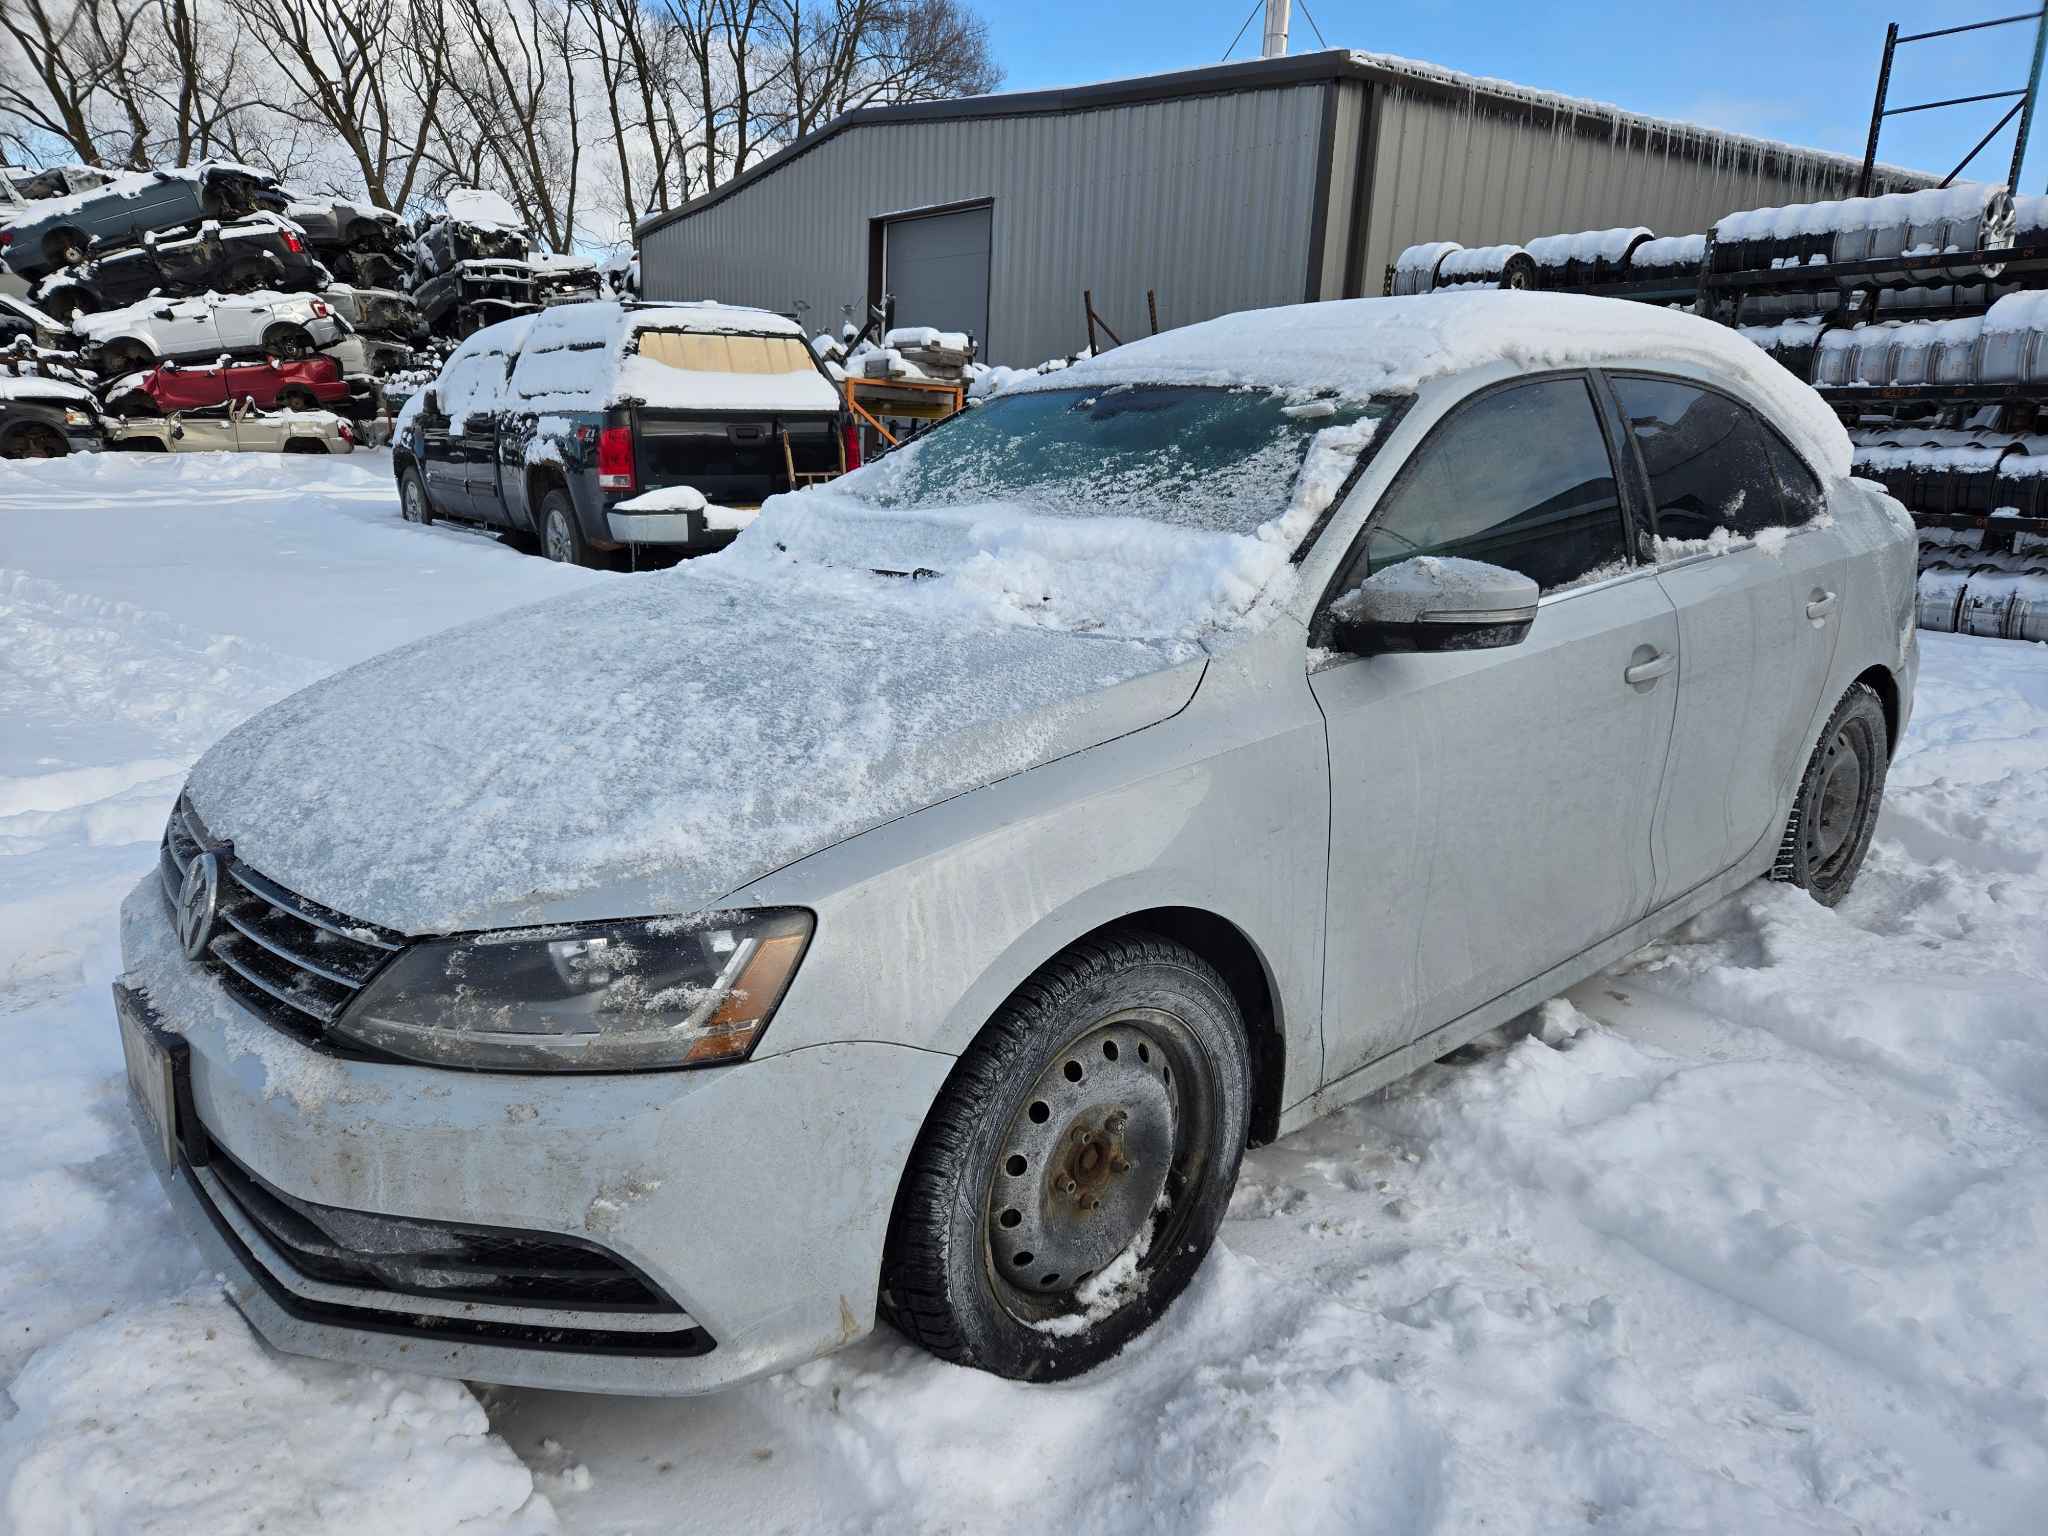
[415,380,467,514]
[151,299,221,361]
[1601,373,1848,906]
[1309,372,1681,1086]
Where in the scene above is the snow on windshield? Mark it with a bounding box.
[847,384,1387,538]
[738,397,1386,641]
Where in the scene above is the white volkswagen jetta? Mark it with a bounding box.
[116,294,1917,1394]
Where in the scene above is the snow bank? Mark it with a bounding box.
[0,1293,557,1534]
[1014,293,1852,479]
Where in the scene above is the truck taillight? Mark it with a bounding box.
[842,420,862,471]
[282,227,304,254]
[338,421,355,444]
[310,300,329,317]
[597,425,635,492]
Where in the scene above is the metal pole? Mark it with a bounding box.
[1262,0,1292,58]
[1861,22,1900,197]
[2010,6,2048,189]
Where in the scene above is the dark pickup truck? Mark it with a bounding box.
[392,300,854,566]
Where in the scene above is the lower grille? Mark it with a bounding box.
[160,795,401,1040]
[194,1132,706,1350]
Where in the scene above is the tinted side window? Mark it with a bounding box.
[1610,377,1786,543]
[1760,428,1827,524]
[1364,376,1630,593]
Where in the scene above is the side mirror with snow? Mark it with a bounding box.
[1328,555,1539,655]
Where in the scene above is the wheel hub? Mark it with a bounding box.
[988,1021,1177,1295]
[1808,728,1866,869]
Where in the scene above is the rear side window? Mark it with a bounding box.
[1760,428,1827,523]
[1609,376,1789,545]
[1362,375,1630,593]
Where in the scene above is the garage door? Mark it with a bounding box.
[883,205,991,349]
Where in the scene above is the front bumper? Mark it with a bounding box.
[116,877,951,1395]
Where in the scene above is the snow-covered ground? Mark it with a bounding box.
[3,452,2045,1533]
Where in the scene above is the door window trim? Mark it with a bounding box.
[1595,367,1829,561]
[1311,368,1655,645]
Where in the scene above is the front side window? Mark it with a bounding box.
[1609,376,1789,547]
[1361,376,1630,593]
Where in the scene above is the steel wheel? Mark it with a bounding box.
[1774,683,1889,906]
[985,1009,1215,1315]
[545,505,577,562]
[881,932,1250,1381]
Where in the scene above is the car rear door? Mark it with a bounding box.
[1601,373,1847,906]
[1310,372,1680,1086]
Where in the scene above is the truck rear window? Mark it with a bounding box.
[637,331,815,376]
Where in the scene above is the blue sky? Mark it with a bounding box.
[978,2,2048,191]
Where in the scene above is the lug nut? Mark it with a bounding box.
[1105,1109,1128,1133]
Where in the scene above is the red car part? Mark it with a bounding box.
[132,356,349,413]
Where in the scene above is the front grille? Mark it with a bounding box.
[160,795,402,1039]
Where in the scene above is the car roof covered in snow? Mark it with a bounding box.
[1011,292,1853,480]
[0,372,95,405]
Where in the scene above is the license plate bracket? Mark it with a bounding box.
[116,986,199,1168]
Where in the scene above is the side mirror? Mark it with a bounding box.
[421,386,440,417]
[1328,556,1539,654]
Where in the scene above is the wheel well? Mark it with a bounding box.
[526,464,569,527]
[1077,907,1284,1147]
[1853,664,1902,759]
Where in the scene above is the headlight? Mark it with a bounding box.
[334,908,813,1071]
[63,408,92,426]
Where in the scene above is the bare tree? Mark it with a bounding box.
[433,0,582,250]
[766,0,997,143]
[225,0,449,208]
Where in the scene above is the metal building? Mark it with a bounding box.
[636,49,1928,367]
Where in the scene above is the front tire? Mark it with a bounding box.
[398,466,435,525]
[880,931,1250,1381]
[1773,683,1889,906]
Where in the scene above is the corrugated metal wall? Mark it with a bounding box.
[640,85,1329,366]
[1351,85,1921,297]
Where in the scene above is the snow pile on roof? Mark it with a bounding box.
[1525,228,1648,267]
[1348,49,1920,180]
[1014,293,1852,478]
[0,1293,558,1534]
[442,186,525,231]
[1714,185,2007,244]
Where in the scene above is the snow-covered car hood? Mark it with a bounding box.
[184,544,1208,935]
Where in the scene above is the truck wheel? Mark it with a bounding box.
[263,324,314,359]
[540,487,595,566]
[1773,683,1889,907]
[398,467,435,525]
[880,931,1250,1381]
[2,423,67,459]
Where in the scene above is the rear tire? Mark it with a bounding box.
[42,227,84,269]
[879,931,1250,1381]
[540,486,595,566]
[398,466,435,525]
[1773,683,1889,906]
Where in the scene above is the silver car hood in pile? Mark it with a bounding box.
[185,557,1205,935]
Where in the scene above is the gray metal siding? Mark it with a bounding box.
[1351,86,1925,296]
[641,84,1328,366]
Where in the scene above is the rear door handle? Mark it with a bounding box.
[1806,590,1839,621]
[1624,650,1675,686]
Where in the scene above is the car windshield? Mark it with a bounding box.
[847,384,1390,538]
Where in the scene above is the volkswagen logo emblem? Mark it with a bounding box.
[177,850,222,962]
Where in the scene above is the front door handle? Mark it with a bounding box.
[1806,589,1839,621]
[1624,649,1676,687]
